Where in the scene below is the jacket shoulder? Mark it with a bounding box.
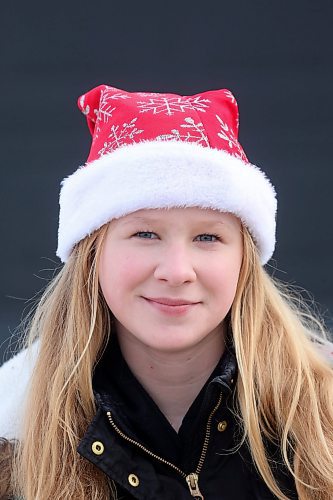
[0,341,39,439]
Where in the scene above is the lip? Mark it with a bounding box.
[143,297,200,306]
[142,297,201,316]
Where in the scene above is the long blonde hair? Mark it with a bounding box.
[2,223,333,499]
[232,231,333,499]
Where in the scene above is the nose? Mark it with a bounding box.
[153,243,197,286]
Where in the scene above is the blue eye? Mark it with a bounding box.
[134,231,158,239]
[195,234,220,242]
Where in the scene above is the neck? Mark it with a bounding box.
[117,325,226,432]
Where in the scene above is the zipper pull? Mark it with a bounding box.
[186,473,204,499]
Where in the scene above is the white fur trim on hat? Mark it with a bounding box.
[57,140,277,264]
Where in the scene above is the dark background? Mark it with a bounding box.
[1,0,332,363]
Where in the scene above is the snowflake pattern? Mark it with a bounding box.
[80,87,248,162]
[97,117,144,156]
[155,117,209,146]
[136,92,161,97]
[82,104,90,115]
[137,96,210,116]
[98,85,133,98]
[98,88,126,121]
[216,114,246,160]
[102,89,132,102]
[223,90,236,103]
[79,95,90,115]
[93,88,132,140]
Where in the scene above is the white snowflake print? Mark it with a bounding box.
[97,87,124,123]
[216,114,236,148]
[82,104,90,115]
[79,95,90,115]
[235,115,239,130]
[97,117,144,156]
[137,96,210,116]
[216,114,246,160]
[136,92,162,97]
[102,86,133,99]
[223,90,236,103]
[155,117,209,146]
[94,87,131,140]
[98,88,131,121]
[216,114,238,147]
[102,88,132,102]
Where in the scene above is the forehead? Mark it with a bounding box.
[110,207,242,229]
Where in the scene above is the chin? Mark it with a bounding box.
[145,342,199,354]
[140,331,211,354]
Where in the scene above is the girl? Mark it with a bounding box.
[0,84,332,499]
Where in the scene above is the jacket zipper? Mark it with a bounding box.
[106,391,222,499]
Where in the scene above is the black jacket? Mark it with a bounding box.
[78,337,298,499]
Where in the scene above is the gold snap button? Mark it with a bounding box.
[91,441,104,455]
[128,473,140,487]
[217,420,228,432]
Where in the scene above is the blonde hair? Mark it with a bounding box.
[233,230,333,499]
[2,224,333,499]
[12,224,114,499]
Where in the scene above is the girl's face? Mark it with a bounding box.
[99,207,243,353]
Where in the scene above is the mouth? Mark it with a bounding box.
[142,297,201,316]
[143,297,200,306]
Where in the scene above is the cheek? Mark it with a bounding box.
[99,246,123,305]
[98,246,151,306]
[207,255,242,303]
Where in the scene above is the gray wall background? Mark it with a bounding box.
[1,0,332,362]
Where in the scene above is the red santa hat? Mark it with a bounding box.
[57,84,277,264]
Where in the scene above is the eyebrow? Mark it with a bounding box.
[120,216,161,226]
